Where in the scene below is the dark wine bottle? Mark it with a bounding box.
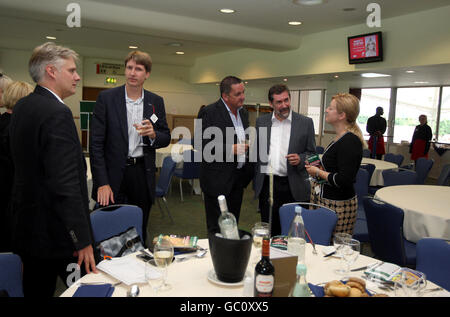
[254,237,275,297]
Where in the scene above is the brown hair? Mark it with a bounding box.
[220,76,242,96]
[268,84,290,102]
[2,81,34,110]
[331,93,367,148]
[125,51,152,73]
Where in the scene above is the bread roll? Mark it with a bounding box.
[349,288,363,297]
[324,280,344,296]
[348,277,366,288]
[346,281,365,293]
[328,285,351,297]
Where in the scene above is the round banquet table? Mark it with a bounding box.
[361,158,398,186]
[60,239,449,297]
[375,185,450,243]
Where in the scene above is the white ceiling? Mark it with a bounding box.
[0,0,449,86]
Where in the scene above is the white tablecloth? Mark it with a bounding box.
[375,185,450,243]
[60,239,449,297]
[155,144,193,168]
[361,158,398,186]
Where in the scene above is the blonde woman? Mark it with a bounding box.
[0,72,13,109]
[0,81,33,252]
[305,93,364,235]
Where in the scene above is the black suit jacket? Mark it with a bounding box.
[9,85,93,258]
[89,85,171,202]
[198,99,253,197]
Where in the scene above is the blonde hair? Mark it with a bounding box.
[0,72,13,91]
[2,81,34,110]
[331,93,367,148]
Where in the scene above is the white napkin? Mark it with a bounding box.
[97,256,159,285]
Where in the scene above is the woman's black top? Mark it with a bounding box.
[320,132,363,200]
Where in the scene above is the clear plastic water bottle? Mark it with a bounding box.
[290,264,312,297]
[287,206,306,263]
[217,195,240,240]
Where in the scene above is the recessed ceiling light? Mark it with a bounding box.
[361,73,391,78]
[293,0,324,5]
[175,51,185,55]
[220,8,235,14]
[283,78,288,82]
[414,81,429,84]
[288,21,303,26]
[46,36,56,40]
[406,70,416,73]
[167,42,182,47]
[334,75,339,78]
[129,45,138,49]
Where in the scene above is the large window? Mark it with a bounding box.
[394,87,440,144]
[439,87,450,142]
[299,90,323,135]
[358,88,391,141]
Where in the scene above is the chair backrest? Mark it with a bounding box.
[156,156,177,195]
[416,238,450,291]
[362,148,371,158]
[354,168,369,206]
[90,205,143,243]
[437,164,450,186]
[0,253,24,297]
[180,150,200,179]
[382,169,417,186]
[279,203,338,246]
[384,153,403,166]
[415,157,434,184]
[363,197,408,266]
[315,146,324,154]
[360,163,375,184]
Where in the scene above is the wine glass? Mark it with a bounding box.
[134,118,149,147]
[341,238,360,278]
[145,261,164,295]
[153,238,174,291]
[251,222,270,265]
[333,233,352,275]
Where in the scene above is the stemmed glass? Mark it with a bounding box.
[333,233,352,275]
[341,238,361,278]
[145,261,164,295]
[134,118,149,147]
[251,222,270,265]
[153,238,174,291]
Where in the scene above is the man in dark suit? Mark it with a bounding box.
[9,42,97,297]
[198,76,254,234]
[253,84,316,236]
[90,51,170,244]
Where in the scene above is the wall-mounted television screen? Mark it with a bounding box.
[348,31,383,64]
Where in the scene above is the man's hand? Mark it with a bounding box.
[73,245,98,274]
[134,119,156,139]
[232,143,249,155]
[97,185,114,206]
[286,153,301,166]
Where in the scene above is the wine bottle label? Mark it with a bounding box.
[255,274,274,293]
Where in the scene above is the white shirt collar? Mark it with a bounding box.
[221,98,242,115]
[125,86,144,103]
[41,86,64,104]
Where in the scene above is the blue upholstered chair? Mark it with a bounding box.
[436,164,450,186]
[363,197,416,267]
[384,153,404,166]
[315,146,324,154]
[90,204,143,243]
[415,157,434,184]
[362,148,371,158]
[173,150,201,201]
[382,169,418,186]
[155,156,177,223]
[0,253,24,297]
[353,168,370,243]
[279,203,338,246]
[416,238,450,291]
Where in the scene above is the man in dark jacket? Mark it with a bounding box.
[9,42,97,297]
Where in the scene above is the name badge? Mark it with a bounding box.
[315,185,320,195]
[150,113,158,124]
